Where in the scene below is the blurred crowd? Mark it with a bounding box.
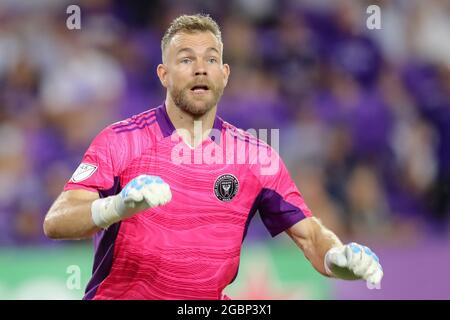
[0,0,449,245]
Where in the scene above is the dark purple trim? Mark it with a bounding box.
[229,188,306,284]
[155,104,176,137]
[242,192,263,241]
[211,116,224,145]
[258,188,307,237]
[83,222,121,300]
[113,119,157,133]
[241,188,306,240]
[227,188,306,286]
[228,191,262,285]
[83,177,122,300]
[156,103,223,145]
[111,112,156,130]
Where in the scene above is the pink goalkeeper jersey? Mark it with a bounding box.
[64,104,312,300]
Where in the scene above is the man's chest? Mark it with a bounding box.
[118,144,262,221]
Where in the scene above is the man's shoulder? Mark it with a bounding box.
[89,106,163,154]
[108,106,161,135]
[86,106,164,169]
[221,119,272,151]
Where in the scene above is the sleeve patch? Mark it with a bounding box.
[70,163,98,182]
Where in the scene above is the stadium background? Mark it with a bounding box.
[0,0,449,299]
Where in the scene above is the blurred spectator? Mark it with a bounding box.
[345,164,392,240]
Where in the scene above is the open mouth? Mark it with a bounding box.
[190,85,210,92]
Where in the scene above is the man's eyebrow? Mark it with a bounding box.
[206,47,220,55]
[176,48,195,55]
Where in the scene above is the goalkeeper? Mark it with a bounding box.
[43,14,383,300]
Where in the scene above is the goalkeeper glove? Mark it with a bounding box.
[91,175,172,229]
[324,242,383,287]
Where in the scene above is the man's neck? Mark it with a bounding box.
[165,97,217,148]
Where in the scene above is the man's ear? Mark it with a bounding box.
[222,63,230,87]
[157,64,168,88]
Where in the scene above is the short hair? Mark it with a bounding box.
[161,14,223,57]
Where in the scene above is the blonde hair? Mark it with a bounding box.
[161,14,222,56]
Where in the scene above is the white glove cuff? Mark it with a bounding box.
[91,196,123,229]
[324,246,340,276]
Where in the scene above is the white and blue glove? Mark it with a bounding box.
[91,175,172,228]
[325,242,383,288]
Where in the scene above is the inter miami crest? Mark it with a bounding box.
[214,174,239,202]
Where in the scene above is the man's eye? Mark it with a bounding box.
[208,58,218,63]
[181,58,191,64]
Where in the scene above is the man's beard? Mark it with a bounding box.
[170,81,224,117]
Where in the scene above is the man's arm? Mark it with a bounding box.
[43,175,172,241]
[286,216,342,277]
[43,189,101,240]
[286,217,383,285]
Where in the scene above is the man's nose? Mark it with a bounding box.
[194,60,207,76]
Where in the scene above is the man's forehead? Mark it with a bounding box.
[169,31,222,53]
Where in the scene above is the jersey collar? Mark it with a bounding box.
[155,103,223,145]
